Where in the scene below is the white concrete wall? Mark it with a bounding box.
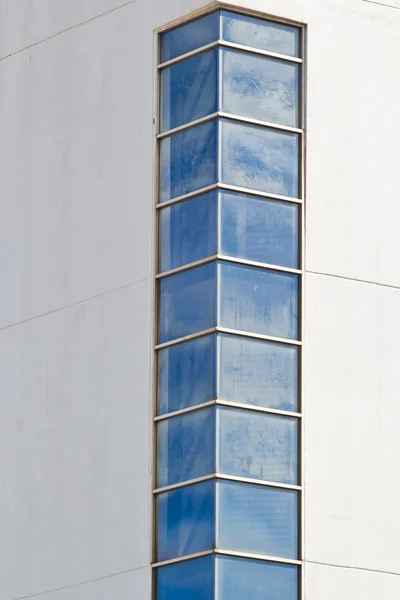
[1,0,400,598]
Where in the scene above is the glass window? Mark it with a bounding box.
[220,119,299,198]
[158,334,216,416]
[158,262,216,344]
[221,10,300,58]
[157,555,215,600]
[159,191,217,273]
[157,408,215,487]
[221,48,299,127]
[161,49,218,132]
[219,261,299,340]
[219,334,299,412]
[218,407,298,485]
[157,480,215,561]
[216,555,298,600]
[217,479,298,559]
[161,11,220,63]
[220,190,299,269]
[160,120,218,202]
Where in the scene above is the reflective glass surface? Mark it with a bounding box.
[158,334,216,415]
[220,190,299,268]
[221,10,300,58]
[159,262,216,344]
[160,191,217,273]
[220,119,299,198]
[217,555,298,600]
[221,48,299,127]
[161,49,218,132]
[219,262,299,340]
[157,555,214,600]
[160,120,218,202]
[157,408,215,487]
[161,11,220,63]
[217,479,298,558]
[157,480,215,561]
[219,334,298,412]
[218,407,298,484]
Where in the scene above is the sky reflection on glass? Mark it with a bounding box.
[221,10,300,58]
[217,479,298,558]
[157,555,214,600]
[221,48,299,127]
[158,334,216,415]
[157,408,215,487]
[220,119,299,198]
[219,334,298,412]
[161,49,218,132]
[219,261,299,340]
[161,11,219,62]
[161,120,217,202]
[220,190,299,268]
[217,555,298,600]
[157,480,215,561]
[218,407,298,484]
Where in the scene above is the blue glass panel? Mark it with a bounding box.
[160,191,217,273]
[219,334,298,412]
[220,119,299,198]
[157,555,215,600]
[157,480,215,561]
[216,555,298,600]
[221,48,299,127]
[161,12,220,62]
[158,334,216,415]
[218,407,298,485]
[157,408,215,487]
[219,261,299,340]
[220,190,299,268]
[159,262,216,344]
[161,120,218,202]
[217,480,298,559]
[221,10,300,58]
[161,49,218,132]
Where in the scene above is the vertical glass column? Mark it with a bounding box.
[155,10,304,600]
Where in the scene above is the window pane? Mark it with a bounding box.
[160,191,217,273]
[157,555,215,600]
[219,262,299,340]
[161,120,218,202]
[157,408,215,487]
[161,11,220,62]
[221,48,299,127]
[218,407,298,485]
[161,49,218,132]
[159,262,216,344]
[220,119,299,198]
[220,190,299,269]
[221,10,300,58]
[219,334,298,412]
[157,480,215,561]
[217,480,298,559]
[216,555,298,600]
[158,334,216,415]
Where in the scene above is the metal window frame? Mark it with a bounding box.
[152,6,306,600]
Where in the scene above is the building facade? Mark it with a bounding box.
[1,0,400,599]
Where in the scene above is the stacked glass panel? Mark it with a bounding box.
[155,10,303,600]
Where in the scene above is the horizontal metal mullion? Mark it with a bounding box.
[215,549,302,566]
[156,255,217,279]
[153,474,215,495]
[155,327,217,351]
[157,40,220,69]
[154,400,217,422]
[219,39,302,64]
[156,184,219,209]
[217,254,302,275]
[152,549,214,569]
[216,399,302,419]
[216,473,301,491]
[218,183,303,204]
[218,111,303,135]
[216,326,302,346]
[157,112,218,140]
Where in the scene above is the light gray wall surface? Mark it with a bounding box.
[1,0,400,598]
